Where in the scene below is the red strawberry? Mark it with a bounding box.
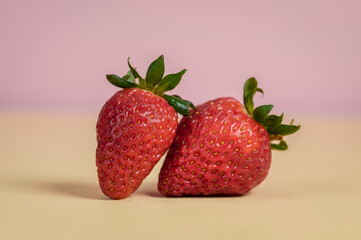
[158,78,300,196]
[97,55,194,199]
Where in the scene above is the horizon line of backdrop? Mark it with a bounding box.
[0,0,360,115]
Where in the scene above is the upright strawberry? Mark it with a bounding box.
[97,55,194,199]
[158,78,300,196]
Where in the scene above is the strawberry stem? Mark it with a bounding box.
[242,77,300,150]
[107,55,194,116]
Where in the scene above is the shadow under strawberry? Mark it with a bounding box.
[4,179,107,200]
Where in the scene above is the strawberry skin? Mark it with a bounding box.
[96,88,178,199]
[158,97,272,196]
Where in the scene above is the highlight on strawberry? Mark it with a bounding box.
[96,55,194,199]
[158,77,300,197]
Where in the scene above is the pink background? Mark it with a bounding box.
[1,0,360,114]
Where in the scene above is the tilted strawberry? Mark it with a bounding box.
[96,55,194,199]
[158,78,300,196]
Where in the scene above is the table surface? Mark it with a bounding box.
[1,112,360,240]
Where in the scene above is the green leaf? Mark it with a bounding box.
[253,105,274,123]
[243,77,263,117]
[127,57,146,88]
[243,77,257,98]
[271,140,288,150]
[154,69,187,95]
[181,99,196,111]
[163,95,190,116]
[122,70,135,83]
[269,124,301,136]
[244,94,254,117]
[264,113,284,130]
[106,74,138,88]
[145,55,165,89]
[171,95,196,111]
[255,88,264,96]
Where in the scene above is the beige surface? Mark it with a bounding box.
[1,112,361,240]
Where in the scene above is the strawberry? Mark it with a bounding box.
[97,55,194,199]
[158,78,300,196]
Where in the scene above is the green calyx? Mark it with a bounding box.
[243,77,300,151]
[106,55,194,116]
